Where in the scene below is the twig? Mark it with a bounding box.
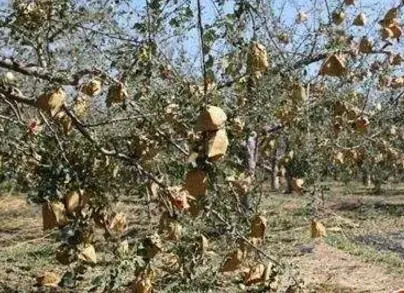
[84,113,159,128]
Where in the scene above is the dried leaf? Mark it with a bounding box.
[243,263,266,286]
[381,27,394,40]
[311,219,327,238]
[55,246,73,265]
[82,79,102,96]
[36,271,60,288]
[27,119,42,136]
[233,117,245,135]
[151,252,181,274]
[359,37,373,53]
[167,221,182,241]
[168,186,192,210]
[64,190,86,215]
[328,227,343,232]
[250,215,267,240]
[291,178,304,195]
[144,233,163,259]
[389,24,402,39]
[319,54,347,77]
[198,105,227,131]
[332,11,345,25]
[354,116,370,132]
[42,201,68,230]
[220,249,244,272]
[248,41,269,78]
[108,212,127,234]
[3,71,15,83]
[206,128,229,161]
[390,54,403,66]
[56,112,73,136]
[391,77,404,89]
[379,8,398,27]
[231,173,253,196]
[347,107,360,120]
[184,169,208,197]
[353,12,367,26]
[333,151,344,165]
[117,239,129,257]
[290,83,307,103]
[148,181,159,199]
[37,88,65,117]
[73,96,90,118]
[277,33,290,44]
[296,11,308,24]
[344,0,355,5]
[334,101,347,116]
[106,83,127,107]
[199,234,209,255]
[78,243,97,264]
[132,273,153,293]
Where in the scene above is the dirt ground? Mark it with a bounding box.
[0,182,403,292]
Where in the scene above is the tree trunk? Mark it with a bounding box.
[242,131,258,212]
[270,155,280,191]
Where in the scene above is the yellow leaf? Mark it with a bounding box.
[333,151,344,165]
[55,112,73,136]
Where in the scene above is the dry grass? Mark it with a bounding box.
[0,182,403,292]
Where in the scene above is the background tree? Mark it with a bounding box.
[0,0,403,291]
